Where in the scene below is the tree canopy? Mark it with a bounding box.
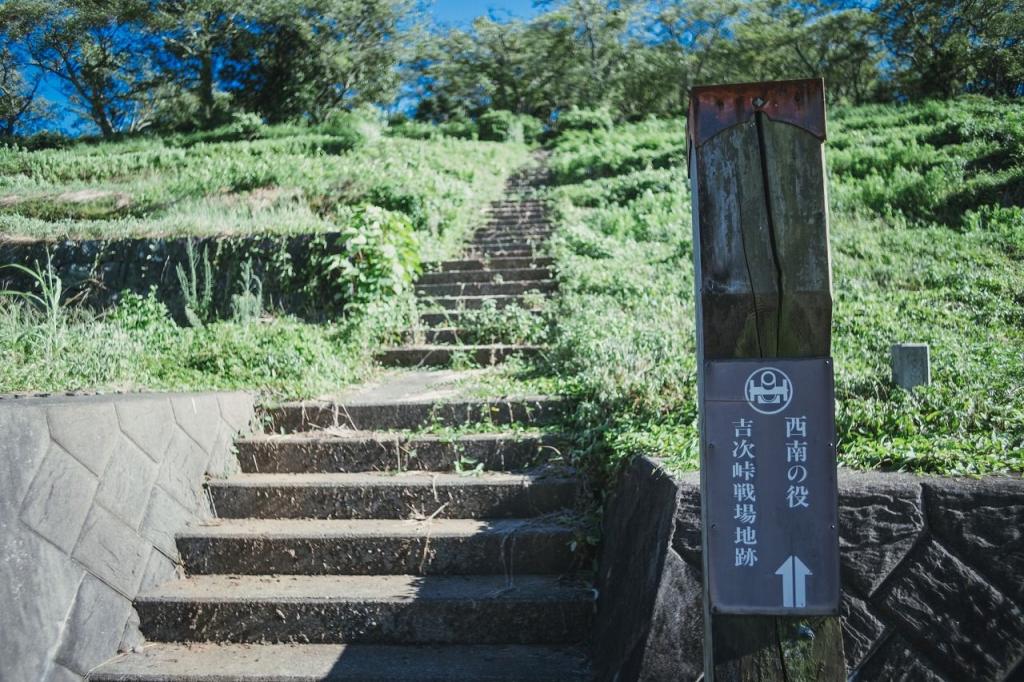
[0,0,1019,137]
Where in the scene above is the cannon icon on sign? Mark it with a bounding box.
[744,368,793,415]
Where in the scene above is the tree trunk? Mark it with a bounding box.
[199,52,215,127]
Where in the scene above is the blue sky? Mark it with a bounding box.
[431,0,543,25]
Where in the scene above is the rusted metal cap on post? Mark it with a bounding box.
[688,78,826,153]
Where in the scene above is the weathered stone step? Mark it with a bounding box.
[425,295,528,311]
[485,208,548,216]
[417,267,552,285]
[376,344,543,368]
[489,200,546,207]
[433,256,554,272]
[484,215,547,222]
[178,518,578,575]
[206,470,578,519]
[480,219,550,227]
[469,237,550,249]
[404,327,463,344]
[463,247,540,258]
[236,431,566,473]
[267,395,564,432]
[88,642,592,681]
[473,230,552,241]
[473,227,550,237]
[418,309,543,327]
[403,327,543,345]
[418,280,555,298]
[482,211,549,219]
[136,574,594,644]
[479,217,550,226]
[485,215,546,221]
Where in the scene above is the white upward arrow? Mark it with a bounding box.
[775,555,812,608]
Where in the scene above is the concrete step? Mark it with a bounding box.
[178,518,578,575]
[487,208,546,216]
[480,219,550,228]
[489,199,546,205]
[267,395,564,432]
[476,222,549,230]
[417,268,552,285]
[89,642,592,681]
[472,230,549,241]
[418,309,543,327]
[482,211,549,219]
[376,344,544,368]
[416,280,556,298]
[235,431,568,473]
[403,327,463,344]
[135,574,594,644]
[427,295,543,311]
[463,247,540,258]
[472,230,552,242]
[484,215,547,223]
[433,257,554,272]
[206,470,578,520]
[479,218,550,226]
[469,238,550,249]
[402,328,542,345]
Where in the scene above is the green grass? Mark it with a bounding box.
[540,97,1024,481]
[0,288,416,399]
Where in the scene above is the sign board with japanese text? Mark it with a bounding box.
[703,357,839,616]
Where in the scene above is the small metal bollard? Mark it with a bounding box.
[891,343,931,389]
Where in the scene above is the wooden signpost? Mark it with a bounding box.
[688,79,846,681]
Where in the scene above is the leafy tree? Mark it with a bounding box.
[699,0,881,102]
[228,0,415,123]
[0,41,51,136]
[146,0,245,129]
[417,1,640,122]
[1,0,157,137]
[415,17,556,120]
[876,0,1024,98]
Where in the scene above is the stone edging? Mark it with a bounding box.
[593,456,1024,681]
[0,390,256,681]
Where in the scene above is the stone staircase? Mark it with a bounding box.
[89,160,595,681]
[376,163,555,368]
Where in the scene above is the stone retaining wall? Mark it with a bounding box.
[594,456,1024,681]
[0,233,345,320]
[0,391,255,681]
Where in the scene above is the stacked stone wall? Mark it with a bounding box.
[0,233,345,320]
[594,457,1024,681]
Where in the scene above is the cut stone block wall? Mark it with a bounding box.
[594,456,1024,682]
[0,391,255,681]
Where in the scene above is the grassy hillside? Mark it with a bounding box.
[0,117,529,396]
[544,96,1023,477]
[0,116,528,261]
[1,98,1020,477]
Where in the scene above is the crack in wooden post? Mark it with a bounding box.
[754,110,787,358]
